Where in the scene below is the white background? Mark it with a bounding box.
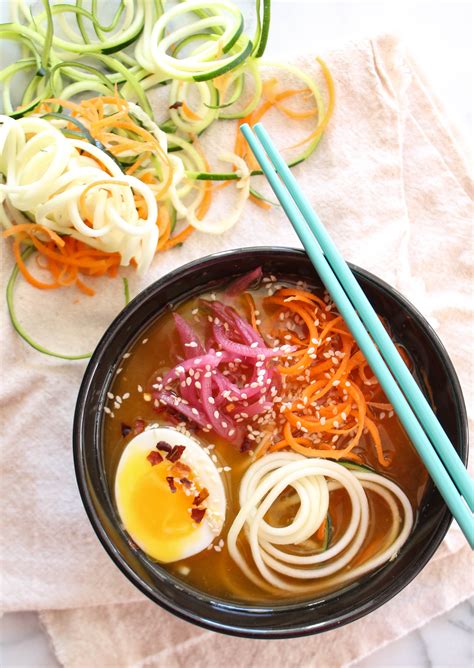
[0,1,472,666]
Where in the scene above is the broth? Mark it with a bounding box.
[103,281,428,603]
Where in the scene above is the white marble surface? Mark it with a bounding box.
[0,1,472,666]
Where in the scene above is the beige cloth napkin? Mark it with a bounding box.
[0,34,472,666]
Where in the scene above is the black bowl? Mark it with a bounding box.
[73,247,468,638]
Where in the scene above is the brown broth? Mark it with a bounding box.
[103,283,429,603]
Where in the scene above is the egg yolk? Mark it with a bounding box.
[116,449,198,562]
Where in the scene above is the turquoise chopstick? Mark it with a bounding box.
[253,121,474,514]
[240,122,474,547]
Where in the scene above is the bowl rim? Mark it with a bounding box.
[73,246,469,638]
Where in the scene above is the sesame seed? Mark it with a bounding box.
[103,406,111,415]
[143,393,152,402]
[123,353,131,359]
[137,384,143,393]
[142,338,148,344]
[122,393,130,400]
[107,392,114,400]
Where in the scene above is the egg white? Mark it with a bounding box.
[115,427,226,563]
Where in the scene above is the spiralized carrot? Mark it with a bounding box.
[289,57,335,149]
[262,287,393,467]
[243,291,260,333]
[4,225,120,295]
[181,101,203,121]
[235,57,334,171]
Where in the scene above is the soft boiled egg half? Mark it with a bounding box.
[115,427,226,563]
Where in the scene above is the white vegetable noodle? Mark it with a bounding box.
[169,152,250,234]
[227,453,413,591]
[0,115,162,274]
[137,0,250,81]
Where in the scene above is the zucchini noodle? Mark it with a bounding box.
[141,1,252,82]
[227,452,413,592]
[0,115,159,273]
[168,79,219,135]
[169,151,250,234]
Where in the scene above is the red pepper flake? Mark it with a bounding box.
[169,101,183,110]
[147,451,163,466]
[171,461,191,477]
[156,440,172,453]
[166,445,186,462]
[240,437,253,453]
[121,422,132,437]
[160,406,190,425]
[134,419,145,435]
[193,488,209,506]
[180,477,192,488]
[166,476,177,493]
[191,507,206,523]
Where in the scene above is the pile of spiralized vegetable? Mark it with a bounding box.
[0,0,334,358]
[0,112,161,273]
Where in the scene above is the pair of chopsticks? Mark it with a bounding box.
[240,122,474,547]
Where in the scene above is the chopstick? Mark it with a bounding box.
[240,122,474,547]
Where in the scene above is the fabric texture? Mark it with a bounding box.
[0,34,472,667]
